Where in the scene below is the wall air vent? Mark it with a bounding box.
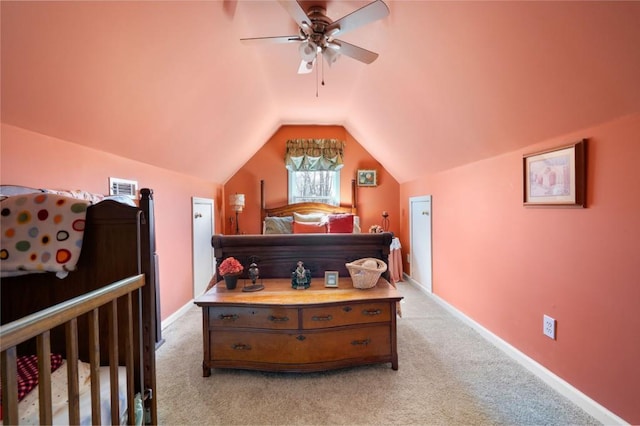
[109,177,138,199]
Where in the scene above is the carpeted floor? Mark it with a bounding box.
[156,282,600,425]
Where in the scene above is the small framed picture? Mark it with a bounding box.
[357,169,377,187]
[523,139,586,207]
[324,271,339,287]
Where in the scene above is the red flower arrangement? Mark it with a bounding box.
[219,257,243,276]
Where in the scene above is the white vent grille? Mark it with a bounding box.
[109,177,138,199]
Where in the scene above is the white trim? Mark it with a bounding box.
[404,275,628,426]
[161,299,194,331]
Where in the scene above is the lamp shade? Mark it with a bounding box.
[229,193,245,212]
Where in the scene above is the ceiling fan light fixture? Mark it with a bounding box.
[299,40,318,62]
[323,47,340,65]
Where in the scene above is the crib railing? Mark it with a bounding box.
[1,274,145,425]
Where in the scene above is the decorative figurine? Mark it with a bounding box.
[249,262,259,283]
[291,260,311,289]
[243,259,264,292]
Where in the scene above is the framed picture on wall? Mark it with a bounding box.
[357,169,377,187]
[523,139,586,207]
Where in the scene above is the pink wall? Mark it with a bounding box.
[1,124,222,322]
[4,114,638,421]
[224,125,400,235]
[399,113,640,424]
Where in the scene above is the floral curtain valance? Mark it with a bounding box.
[285,139,345,171]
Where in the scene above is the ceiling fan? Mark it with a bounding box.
[240,0,389,74]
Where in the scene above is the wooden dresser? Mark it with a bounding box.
[194,277,403,376]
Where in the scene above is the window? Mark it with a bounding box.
[284,138,345,206]
[288,170,340,205]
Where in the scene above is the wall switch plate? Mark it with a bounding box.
[406,254,410,263]
[543,315,556,340]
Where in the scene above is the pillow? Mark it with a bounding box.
[293,221,327,234]
[353,216,361,233]
[264,216,293,234]
[293,212,327,223]
[327,214,354,233]
[0,185,42,197]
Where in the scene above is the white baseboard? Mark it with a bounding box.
[403,275,628,426]
[161,299,194,331]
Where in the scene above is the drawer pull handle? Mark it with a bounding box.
[269,315,289,322]
[362,309,382,316]
[218,314,239,321]
[312,315,333,322]
[232,343,251,351]
[296,335,306,341]
[343,306,352,312]
[351,339,371,346]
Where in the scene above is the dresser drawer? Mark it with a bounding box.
[208,306,298,330]
[210,325,391,364]
[301,302,391,329]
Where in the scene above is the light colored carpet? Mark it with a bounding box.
[156,282,600,425]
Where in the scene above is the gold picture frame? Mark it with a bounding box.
[523,139,586,207]
[357,169,377,187]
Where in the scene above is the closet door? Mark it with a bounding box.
[409,195,432,292]
[192,197,215,297]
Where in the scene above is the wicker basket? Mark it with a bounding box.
[345,258,388,289]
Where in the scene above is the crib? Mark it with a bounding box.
[1,187,159,424]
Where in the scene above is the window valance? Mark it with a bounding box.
[285,139,345,171]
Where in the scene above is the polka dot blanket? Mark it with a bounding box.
[1,193,91,278]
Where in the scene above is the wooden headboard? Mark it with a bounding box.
[211,232,393,282]
[260,179,357,225]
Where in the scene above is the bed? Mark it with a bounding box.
[260,179,362,234]
[1,186,159,424]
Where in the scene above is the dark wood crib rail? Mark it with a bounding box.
[1,274,145,425]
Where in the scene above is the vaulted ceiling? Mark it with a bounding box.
[2,1,640,184]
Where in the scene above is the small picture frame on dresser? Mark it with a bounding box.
[324,271,339,287]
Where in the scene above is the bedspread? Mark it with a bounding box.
[1,193,91,278]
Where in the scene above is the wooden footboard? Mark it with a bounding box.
[211,233,393,281]
[0,274,145,425]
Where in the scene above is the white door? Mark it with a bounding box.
[409,195,432,292]
[192,197,215,298]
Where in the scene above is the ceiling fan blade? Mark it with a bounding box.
[240,35,304,45]
[278,0,312,36]
[325,0,389,37]
[297,59,315,74]
[332,39,379,64]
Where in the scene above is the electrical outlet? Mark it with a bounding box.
[543,315,556,340]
